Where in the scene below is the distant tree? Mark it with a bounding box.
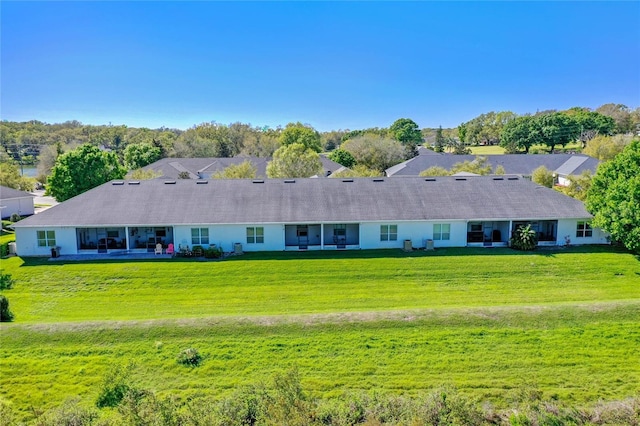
[212,160,257,179]
[279,123,322,153]
[240,130,280,157]
[448,138,471,155]
[178,171,191,179]
[47,144,126,201]
[330,165,381,178]
[123,143,162,170]
[321,130,346,151]
[266,143,322,178]
[341,134,405,172]
[586,140,640,252]
[460,111,516,146]
[0,149,35,191]
[494,165,506,175]
[531,166,554,188]
[328,149,356,168]
[450,156,492,175]
[564,108,615,146]
[457,123,467,146]
[419,166,451,177]
[596,103,634,134]
[126,168,162,180]
[538,112,580,152]
[500,115,541,153]
[390,118,422,159]
[435,126,445,153]
[583,134,632,161]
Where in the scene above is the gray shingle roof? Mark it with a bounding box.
[142,156,344,179]
[14,176,591,228]
[386,154,600,177]
[0,186,35,200]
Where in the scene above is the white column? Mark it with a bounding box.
[125,226,130,251]
[321,224,324,250]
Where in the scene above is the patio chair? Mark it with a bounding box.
[154,243,163,255]
[166,243,175,256]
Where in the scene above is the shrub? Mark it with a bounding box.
[96,364,134,408]
[510,225,538,251]
[9,213,21,223]
[0,295,14,322]
[177,348,202,367]
[34,398,98,426]
[0,273,14,290]
[204,246,223,259]
[0,242,10,258]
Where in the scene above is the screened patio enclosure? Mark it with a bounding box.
[76,227,174,253]
[284,223,360,249]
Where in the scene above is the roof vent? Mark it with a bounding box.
[373,178,384,182]
[424,178,436,182]
[252,179,264,184]
[196,180,208,184]
[128,181,140,185]
[492,177,504,181]
[455,178,467,181]
[284,179,295,183]
[112,181,124,185]
[342,179,354,183]
[164,180,176,185]
[508,177,519,181]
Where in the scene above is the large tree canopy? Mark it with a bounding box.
[586,140,640,253]
[278,123,322,153]
[266,143,322,178]
[47,144,127,201]
[341,134,405,172]
[123,143,162,170]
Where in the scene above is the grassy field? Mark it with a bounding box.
[1,247,639,421]
[468,145,506,155]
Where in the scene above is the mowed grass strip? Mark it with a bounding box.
[1,303,639,416]
[1,247,639,322]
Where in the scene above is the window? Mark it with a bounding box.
[576,221,592,238]
[333,224,346,236]
[246,227,264,244]
[191,228,209,245]
[433,224,451,241]
[37,230,56,247]
[380,224,398,241]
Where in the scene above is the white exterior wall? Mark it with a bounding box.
[359,220,467,250]
[0,197,35,219]
[174,224,285,252]
[15,227,78,257]
[556,219,609,246]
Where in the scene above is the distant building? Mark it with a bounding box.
[386,153,599,186]
[0,186,35,219]
[142,156,345,179]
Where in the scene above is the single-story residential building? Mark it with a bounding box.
[0,185,35,219]
[386,153,600,187]
[12,176,607,257]
[142,156,346,179]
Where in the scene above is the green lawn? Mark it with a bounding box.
[1,247,639,420]
[468,145,506,155]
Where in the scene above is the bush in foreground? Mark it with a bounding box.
[6,368,640,425]
[0,295,14,322]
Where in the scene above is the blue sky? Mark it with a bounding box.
[2,1,639,131]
